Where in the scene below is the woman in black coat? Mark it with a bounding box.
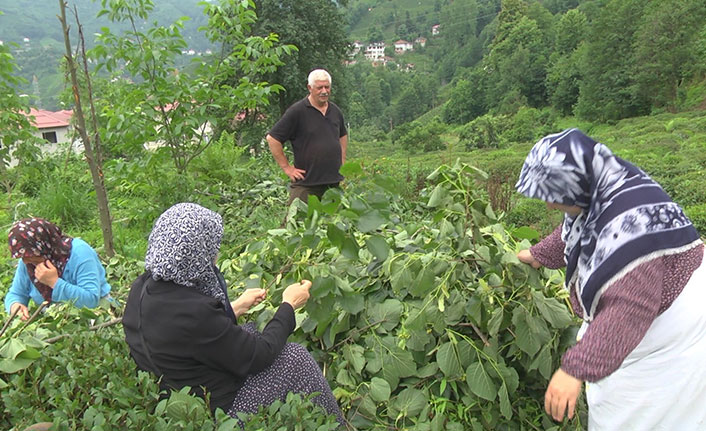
[122,203,343,425]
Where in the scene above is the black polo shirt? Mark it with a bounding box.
[268,97,347,186]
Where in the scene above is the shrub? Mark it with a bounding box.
[459,114,508,150]
[27,173,94,228]
[394,119,447,153]
[502,106,558,144]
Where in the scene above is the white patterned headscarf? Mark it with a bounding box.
[145,203,227,305]
[516,129,701,320]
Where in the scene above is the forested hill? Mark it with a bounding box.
[0,0,212,110]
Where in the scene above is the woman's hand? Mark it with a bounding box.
[545,368,583,422]
[10,302,30,321]
[517,249,542,269]
[230,288,267,318]
[35,260,59,287]
[282,279,312,310]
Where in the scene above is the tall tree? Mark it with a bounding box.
[575,0,648,122]
[485,10,549,111]
[632,0,706,110]
[546,8,588,115]
[90,0,292,173]
[58,1,115,256]
[250,0,351,115]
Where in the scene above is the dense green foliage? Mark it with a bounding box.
[1,0,706,430]
[1,150,586,430]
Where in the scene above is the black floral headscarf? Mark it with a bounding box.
[8,218,73,302]
[516,129,701,319]
[145,203,235,321]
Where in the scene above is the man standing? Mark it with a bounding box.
[266,69,348,204]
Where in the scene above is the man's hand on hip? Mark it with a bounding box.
[283,165,306,181]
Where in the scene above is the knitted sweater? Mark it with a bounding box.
[529,225,704,381]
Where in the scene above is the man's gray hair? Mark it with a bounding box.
[308,69,332,86]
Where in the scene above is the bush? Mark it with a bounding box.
[27,173,94,229]
[459,114,508,150]
[394,119,447,153]
[502,106,558,144]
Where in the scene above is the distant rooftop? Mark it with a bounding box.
[26,108,72,129]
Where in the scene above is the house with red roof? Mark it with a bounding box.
[26,108,74,144]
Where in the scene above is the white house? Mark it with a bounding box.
[350,41,364,58]
[364,42,385,61]
[27,108,83,155]
[431,24,440,36]
[394,40,413,54]
[414,37,427,47]
[8,108,80,166]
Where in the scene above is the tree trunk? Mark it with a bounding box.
[58,0,115,257]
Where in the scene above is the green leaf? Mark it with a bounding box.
[531,291,573,329]
[340,161,363,176]
[0,357,35,374]
[339,292,365,314]
[368,337,416,388]
[369,377,391,402]
[326,223,345,248]
[498,383,512,419]
[466,362,497,401]
[437,342,463,379]
[310,277,336,299]
[391,387,427,417]
[18,346,40,360]
[488,307,504,337]
[409,265,436,298]
[497,363,520,394]
[357,210,386,233]
[529,345,554,380]
[512,227,540,241]
[512,307,542,356]
[427,184,447,207]
[343,344,366,374]
[465,296,482,325]
[341,236,360,260]
[365,235,390,261]
[369,299,403,331]
[0,338,27,360]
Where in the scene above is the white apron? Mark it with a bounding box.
[583,251,706,430]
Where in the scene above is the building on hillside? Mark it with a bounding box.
[26,108,74,145]
[372,56,395,68]
[350,41,364,58]
[431,24,440,36]
[9,108,81,166]
[394,40,413,54]
[401,63,415,72]
[414,37,427,47]
[364,42,385,61]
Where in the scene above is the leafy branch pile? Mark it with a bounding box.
[222,162,584,430]
[0,162,584,430]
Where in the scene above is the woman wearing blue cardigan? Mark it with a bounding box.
[5,218,111,320]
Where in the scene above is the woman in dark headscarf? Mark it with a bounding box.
[515,129,706,430]
[5,218,112,320]
[122,203,343,426]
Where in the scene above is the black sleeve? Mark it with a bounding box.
[192,302,296,377]
[268,105,299,144]
[338,107,347,137]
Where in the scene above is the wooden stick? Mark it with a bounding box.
[15,301,49,337]
[0,307,20,338]
[45,317,123,344]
